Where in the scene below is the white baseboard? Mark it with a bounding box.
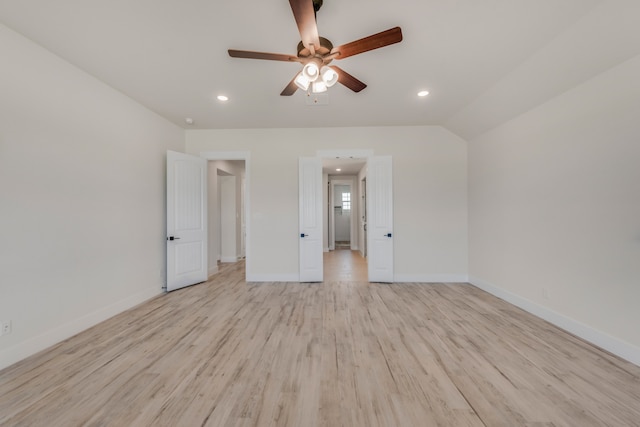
[0,286,161,371]
[246,273,470,284]
[469,276,640,367]
[394,274,469,283]
[220,256,238,263]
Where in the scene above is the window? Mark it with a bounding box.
[342,192,351,211]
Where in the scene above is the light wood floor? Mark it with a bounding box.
[323,249,368,282]
[1,261,640,426]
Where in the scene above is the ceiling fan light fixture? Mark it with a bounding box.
[320,66,338,87]
[312,80,327,93]
[302,60,321,82]
[294,72,311,91]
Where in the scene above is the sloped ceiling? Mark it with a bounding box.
[1,0,638,139]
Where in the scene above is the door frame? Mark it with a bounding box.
[200,151,251,281]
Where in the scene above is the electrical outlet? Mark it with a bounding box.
[1,320,11,336]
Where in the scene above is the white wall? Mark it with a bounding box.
[186,126,468,282]
[468,53,640,365]
[0,25,185,370]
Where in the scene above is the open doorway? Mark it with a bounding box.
[322,158,368,281]
[202,153,249,280]
[334,183,351,249]
[329,180,356,251]
[299,153,393,283]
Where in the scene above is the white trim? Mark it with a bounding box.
[0,286,161,371]
[469,276,640,367]
[246,273,300,282]
[199,151,251,281]
[394,274,469,283]
[220,256,238,263]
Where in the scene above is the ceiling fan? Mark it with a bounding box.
[228,0,403,96]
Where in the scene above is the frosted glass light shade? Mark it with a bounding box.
[320,66,338,87]
[302,62,320,81]
[294,72,311,90]
[312,81,327,93]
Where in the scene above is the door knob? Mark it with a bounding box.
[300,233,308,238]
[384,233,392,238]
[167,236,181,241]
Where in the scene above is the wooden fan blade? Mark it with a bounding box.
[332,27,403,60]
[228,49,299,62]
[332,66,367,92]
[289,0,320,50]
[281,75,299,96]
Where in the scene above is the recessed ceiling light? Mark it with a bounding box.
[217,95,229,101]
[185,117,194,125]
[336,168,341,172]
[418,90,429,97]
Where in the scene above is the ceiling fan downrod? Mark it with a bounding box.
[312,0,323,19]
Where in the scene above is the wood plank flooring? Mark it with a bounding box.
[1,261,640,426]
[323,250,367,282]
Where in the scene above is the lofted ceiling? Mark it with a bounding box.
[1,0,638,140]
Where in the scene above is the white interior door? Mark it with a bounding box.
[329,182,335,251]
[299,157,323,282]
[220,175,237,262]
[166,151,207,291]
[367,156,393,282]
[241,177,246,258]
[361,177,367,258]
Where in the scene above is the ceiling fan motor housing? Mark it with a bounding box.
[297,37,333,59]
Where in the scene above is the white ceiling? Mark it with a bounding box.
[322,158,365,176]
[2,0,638,139]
